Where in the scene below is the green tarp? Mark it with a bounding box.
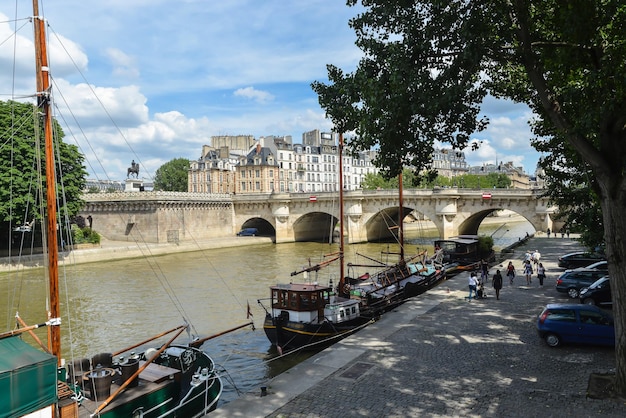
[0,336,57,418]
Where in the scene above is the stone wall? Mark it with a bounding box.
[80,192,234,243]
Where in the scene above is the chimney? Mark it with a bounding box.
[256,143,261,154]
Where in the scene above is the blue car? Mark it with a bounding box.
[536,303,614,347]
[236,228,258,236]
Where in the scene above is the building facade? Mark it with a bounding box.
[236,143,279,193]
[188,145,238,193]
[431,148,469,177]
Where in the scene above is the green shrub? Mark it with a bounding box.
[71,224,100,245]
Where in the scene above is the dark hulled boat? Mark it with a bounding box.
[261,282,372,351]
[434,234,496,275]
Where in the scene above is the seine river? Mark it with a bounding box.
[0,217,533,406]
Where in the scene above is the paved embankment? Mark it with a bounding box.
[214,236,625,418]
[0,236,273,272]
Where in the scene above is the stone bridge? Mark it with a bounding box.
[80,189,557,244]
[234,188,557,243]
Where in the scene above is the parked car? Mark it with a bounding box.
[536,303,614,347]
[555,268,607,298]
[558,252,605,269]
[582,260,608,271]
[236,228,258,236]
[579,276,612,307]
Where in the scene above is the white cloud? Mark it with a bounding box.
[105,48,139,80]
[234,87,275,104]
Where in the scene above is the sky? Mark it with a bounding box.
[1,0,541,181]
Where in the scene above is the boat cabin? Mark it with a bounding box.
[434,235,481,265]
[270,283,360,324]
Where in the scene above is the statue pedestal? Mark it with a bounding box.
[125,178,144,192]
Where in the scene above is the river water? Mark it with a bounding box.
[0,218,533,406]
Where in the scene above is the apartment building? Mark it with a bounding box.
[236,143,279,193]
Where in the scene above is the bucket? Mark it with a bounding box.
[86,368,114,401]
[119,358,139,388]
[69,358,90,388]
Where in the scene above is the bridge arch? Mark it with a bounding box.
[292,211,337,242]
[238,217,275,237]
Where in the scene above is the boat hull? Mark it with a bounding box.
[263,314,371,351]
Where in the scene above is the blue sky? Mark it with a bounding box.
[1,0,541,181]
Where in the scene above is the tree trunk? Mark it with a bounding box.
[598,176,626,395]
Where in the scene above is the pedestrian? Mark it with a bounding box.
[506,261,516,284]
[532,249,541,266]
[566,228,570,238]
[492,269,503,300]
[523,259,533,285]
[561,229,565,238]
[547,227,551,238]
[480,259,489,281]
[537,262,546,287]
[468,272,478,301]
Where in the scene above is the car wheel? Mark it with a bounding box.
[583,298,596,305]
[545,333,561,347]
[567,288,579,298]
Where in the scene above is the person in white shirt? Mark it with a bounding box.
[532,250,541,266]
[468,272,478,300]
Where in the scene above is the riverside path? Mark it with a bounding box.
[214,235,624,418]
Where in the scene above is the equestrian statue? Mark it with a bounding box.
[127,160,140,178]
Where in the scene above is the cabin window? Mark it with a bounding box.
[300,295,310,309]
[289,292,297,308]
[340,310,345,318]
[351,307,356,314]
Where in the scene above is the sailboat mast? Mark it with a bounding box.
[32,0,61,363]
[398,172,404,261]
[338,133,345,283]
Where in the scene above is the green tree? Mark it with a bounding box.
[361,172,390,189]
[0,100,86,228]
[153,158,190,191]
[313,1,626,394]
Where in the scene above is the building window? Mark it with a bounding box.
[255,170,260,178]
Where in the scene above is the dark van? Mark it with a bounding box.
[237,228,258,236]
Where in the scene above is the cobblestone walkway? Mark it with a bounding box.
[267,237,625,418]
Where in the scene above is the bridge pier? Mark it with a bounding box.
[345,201,367,243]
[273,204,293,243]
[435,199,458,239]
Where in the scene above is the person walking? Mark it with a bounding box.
[537,262,546,287]
[506,261,516,284]
[532,249,541,267]
[523,259,533,285]
[492,269,503,300]
[480,259,489,282]
[468,272,478,301]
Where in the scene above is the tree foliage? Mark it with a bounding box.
[361,171,511,190]
[0,100,86,228]
[153,158,190,191]
[313,1,626,394]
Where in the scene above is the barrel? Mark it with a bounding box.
[119,358,139,388]
[86,368,114,401]
[69,358,90,388]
